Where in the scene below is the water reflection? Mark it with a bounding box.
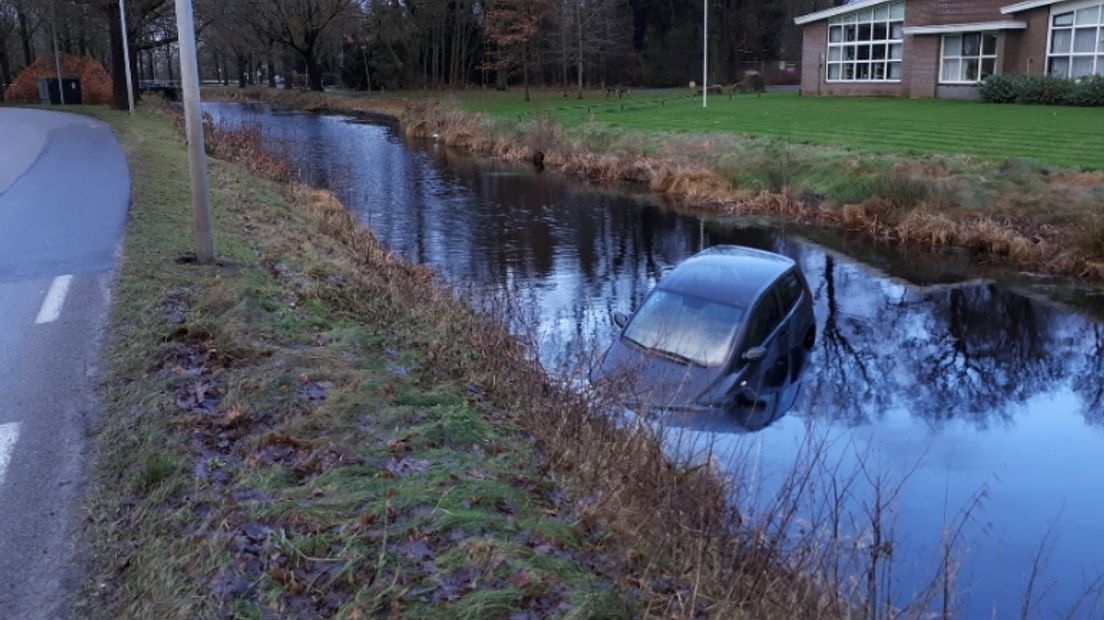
[206,103,1104,617]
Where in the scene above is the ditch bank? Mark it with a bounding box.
[205,87,1104,283]
[77,105,862,619]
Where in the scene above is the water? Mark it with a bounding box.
[206,102,1104,618]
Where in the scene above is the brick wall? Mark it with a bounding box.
[1004,7,1051,75]
[801,23,827,94]
[906,0,1008,27]
[905,35,940,97]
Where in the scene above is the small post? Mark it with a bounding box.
[702,0,708,109]
[174,0,215,264]
[119,0,135,114]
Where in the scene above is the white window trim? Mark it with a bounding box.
[904,21,1027,35]
[796,0,895,26]
[939,32,1000,84]
[824,1,905,84]
[1045,0,1104,78]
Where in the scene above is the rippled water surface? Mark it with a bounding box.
[206,102,1104,617]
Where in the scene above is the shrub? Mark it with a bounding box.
[1081,219,1104,257]
[1070,75,1104,107]
[868,175,933,211]
[979,74,1021,103]
[1016,75,1074,105]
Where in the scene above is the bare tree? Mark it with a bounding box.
[248,0,355,91]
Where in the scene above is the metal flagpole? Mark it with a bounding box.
[174,0,215,264]
[119,0,135,115]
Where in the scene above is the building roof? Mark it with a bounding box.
[1001,0,1069,14]
[658,246,794,307]
[795,0,1067,25]
[794,0,895,26]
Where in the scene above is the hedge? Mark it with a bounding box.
[980,74,1104,107]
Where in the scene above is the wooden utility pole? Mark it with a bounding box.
[174,0,215,264]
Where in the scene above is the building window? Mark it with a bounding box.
[1048,3,1104,78]
[826,1,905,82]
[941,33,998,83]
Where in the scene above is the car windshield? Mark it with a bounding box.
[622,289,745,367]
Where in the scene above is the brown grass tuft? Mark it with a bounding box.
[650,166,733,199]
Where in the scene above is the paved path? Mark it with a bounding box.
[0,108,129,620]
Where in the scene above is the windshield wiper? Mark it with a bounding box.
[645,346,705,368]
[624,336,706,368]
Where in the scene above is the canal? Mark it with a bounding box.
[206,102,1104,618]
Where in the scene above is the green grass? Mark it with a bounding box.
[454,90,1104,170]
[75,104,639,619]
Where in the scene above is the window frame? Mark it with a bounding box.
[1046,0,1104,79]
[939,32,999,84]
[742,290,784,355]
[825,1,905,84]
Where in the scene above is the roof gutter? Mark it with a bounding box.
[794,0,895,25]
[1001,0,1063,15]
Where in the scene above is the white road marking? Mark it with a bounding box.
[34,275,73,325]
[0,422,20,488]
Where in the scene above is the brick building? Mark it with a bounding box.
[795,0,1104,98]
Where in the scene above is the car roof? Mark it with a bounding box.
[657,246,796,307]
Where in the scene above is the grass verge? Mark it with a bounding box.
[79,105,880,619]
[78,107,644,618]
[207,87,1104,283]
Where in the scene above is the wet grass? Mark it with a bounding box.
[458,90,1104,171]
[76,106,643,618]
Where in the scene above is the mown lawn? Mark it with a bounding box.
[455,90,1104,170]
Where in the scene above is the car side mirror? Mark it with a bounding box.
[612,311,629,329]
[742,346,768,363]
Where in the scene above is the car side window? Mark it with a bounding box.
[777,272,803,313]
[745,291,783,351]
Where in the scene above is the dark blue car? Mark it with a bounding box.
[591,246,816,428]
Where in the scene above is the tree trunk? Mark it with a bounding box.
[17,6,33,67]
[105,3,128,111]
[304,51,324,91]
[576,0,583,99]
[267,56,277,88]
[282,49,295,89]
[523,43,530,102]
[166,45,175,81]
[130,45,142,102]
[237,53,247,88]
[0,45,12,97]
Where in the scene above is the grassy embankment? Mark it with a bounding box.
[78,104,870,619]
[209,87,1104,282]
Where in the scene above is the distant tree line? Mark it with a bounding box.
[0,0,846,106]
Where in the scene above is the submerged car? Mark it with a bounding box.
[591,246,816,428]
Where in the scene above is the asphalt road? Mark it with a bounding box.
[0,108,129,620]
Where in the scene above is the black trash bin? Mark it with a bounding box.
[36,77,82,105]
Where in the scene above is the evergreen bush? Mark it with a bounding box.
[979,74,1021,103]
[1070,75,1104,107]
